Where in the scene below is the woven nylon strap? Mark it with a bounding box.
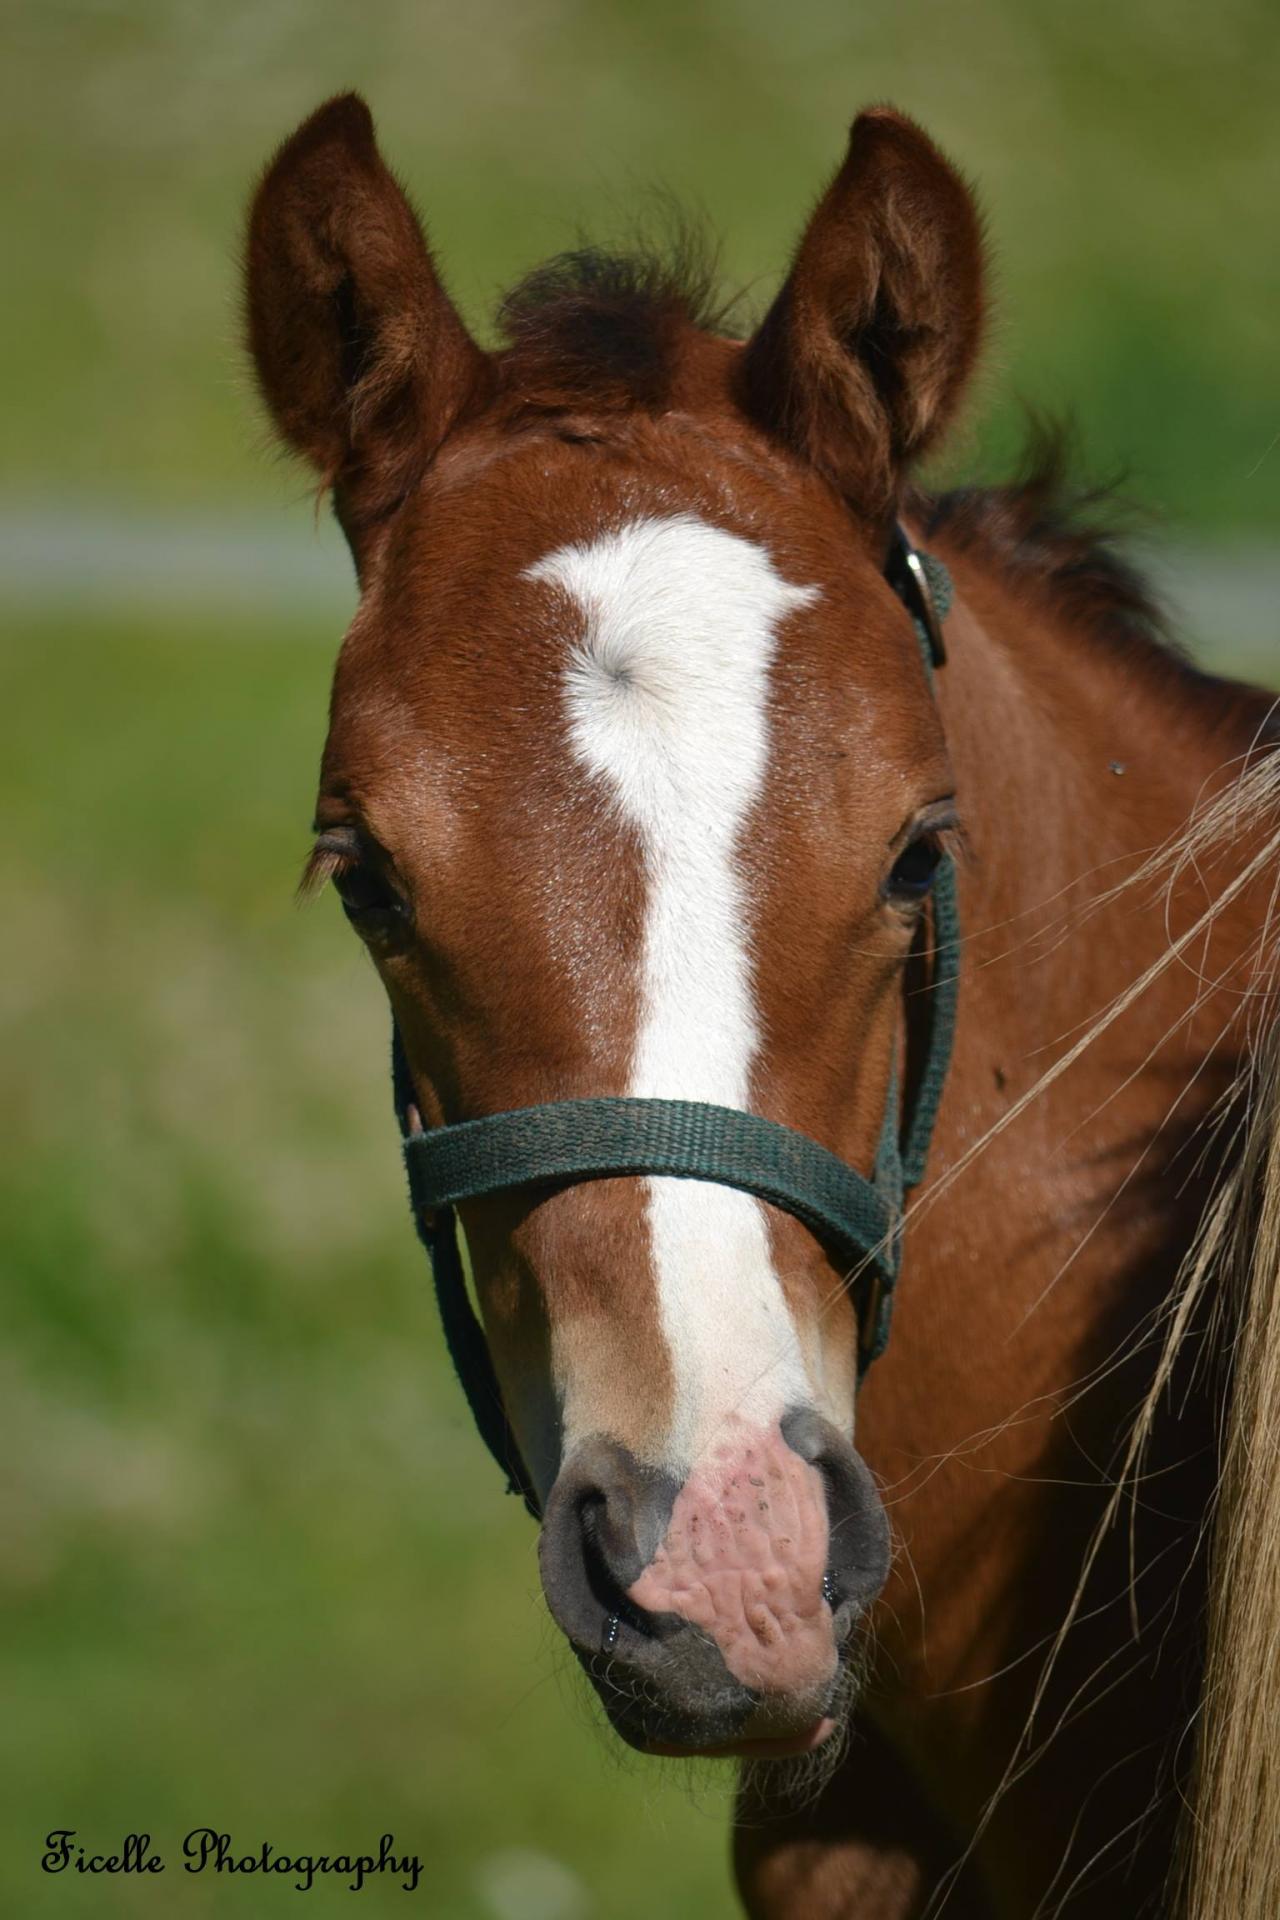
[394,526,959,1517]
[406,1098,900,1288]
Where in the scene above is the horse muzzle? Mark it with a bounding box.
[537,1409,890,1755]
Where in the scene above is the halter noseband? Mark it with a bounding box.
[392,526,959,1517]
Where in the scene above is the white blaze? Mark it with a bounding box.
[528,514,820,1468]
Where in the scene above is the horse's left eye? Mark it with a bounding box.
[884,834,943,904]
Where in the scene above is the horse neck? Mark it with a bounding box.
[936,549,1271,1075]
[846,542,1268,1878]
[889,540,1272,1419]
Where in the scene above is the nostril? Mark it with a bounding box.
[579,1496,653,1644]
[539,1439,681,1661]
[782,1407,892,1618]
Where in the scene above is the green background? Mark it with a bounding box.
[2,4,1276,1917]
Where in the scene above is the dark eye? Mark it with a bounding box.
[333,861,408,929]
[884,833,943,905]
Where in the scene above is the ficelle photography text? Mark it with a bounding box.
[42,1829,425,1892]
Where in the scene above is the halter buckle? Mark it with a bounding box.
[888,523,948,668]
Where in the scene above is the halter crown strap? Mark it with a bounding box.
[392,527,960,1517]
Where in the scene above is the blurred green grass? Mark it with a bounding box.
[2,4,1277,1916]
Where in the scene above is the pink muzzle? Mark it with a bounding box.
[628,1421,837,1698]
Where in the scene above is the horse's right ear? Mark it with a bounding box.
[244,94,486,543]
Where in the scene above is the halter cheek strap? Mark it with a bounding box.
[392,528,959,1517]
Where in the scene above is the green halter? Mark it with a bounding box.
[393,528,959,1518]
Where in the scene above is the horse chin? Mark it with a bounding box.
[588,1627,868,1764]
[629,1715,839,1762]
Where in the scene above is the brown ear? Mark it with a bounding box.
[741,108,985,527]
[244,94,486,540]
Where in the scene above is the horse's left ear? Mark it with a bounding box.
[740,108,985,527]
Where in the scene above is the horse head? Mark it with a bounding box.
[245,93,984,1759]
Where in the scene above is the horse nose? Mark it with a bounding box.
[538,1416,890,1747]
[625,1412,887,1697]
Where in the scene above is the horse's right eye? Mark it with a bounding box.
[333,861,408,929]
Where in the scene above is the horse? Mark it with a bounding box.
[243,94,1280,1917]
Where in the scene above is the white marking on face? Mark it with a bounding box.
[528,514,821,1469]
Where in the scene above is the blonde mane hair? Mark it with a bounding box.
[1050,746,1280,1916]
[1176,757,1280,1911]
